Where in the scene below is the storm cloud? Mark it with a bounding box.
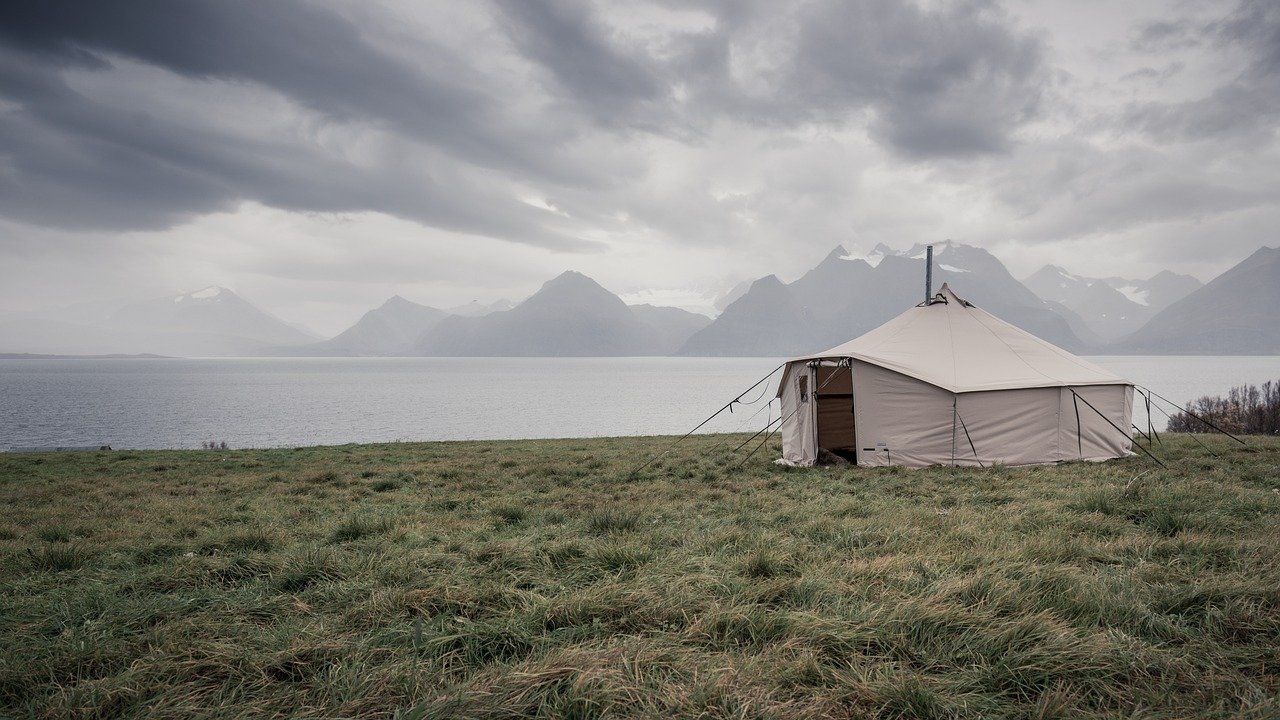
[0,0,1276,334]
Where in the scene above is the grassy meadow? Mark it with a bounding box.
[2,434,1280,718]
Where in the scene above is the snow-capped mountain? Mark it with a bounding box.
[1101,271,1203,314]
[1024,266,1202,342]
[1023,265,1096,306]
[1118,246,1280,354]
[681,241,1087,356]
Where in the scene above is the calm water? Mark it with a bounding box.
[2,356,1278,449]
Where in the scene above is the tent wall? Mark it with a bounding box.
[851,360,956,467]
[778,362,817,466]
[1059,384,1133,462]
[852,362,1133,469]
[953,387,1063,467]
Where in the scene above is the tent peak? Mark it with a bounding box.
[926,282,973,307]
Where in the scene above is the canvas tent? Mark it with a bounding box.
[777,284,1133,468]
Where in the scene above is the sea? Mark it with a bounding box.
[2,356,1278,450]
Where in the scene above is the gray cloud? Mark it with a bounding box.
[0,0,602,249]
[492,0,667,130]
[0,0,1057,253]
[1126,0,1280,143]
[1130,18,1203,53]
[776,0,1046,157]
[0,0,1276,329]
[0,0,561,174]
[0,50,590,250]
[492,0,1049,156]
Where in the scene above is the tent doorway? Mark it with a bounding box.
[814,363,856,462]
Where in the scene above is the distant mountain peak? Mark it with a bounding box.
[176,286,230,303]
[547,270,593,285]
[380,294,422,310]
[1030,264,1086,283]
[537,270,611,295]
[520,270,629,315]
[835,243,892,267]
[904,240,956,259]
[444,298,514,317]
[1241,245,1279,263]
[752,274,785,290]
[1120,244,1280,353]
[415,269,694,356]
[95,285,316,354]
[300,294,445,356]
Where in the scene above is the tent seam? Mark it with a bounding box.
[945,300,958,390]
[967,308,1061,386]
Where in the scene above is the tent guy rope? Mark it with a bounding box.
[630,363,784,475]
[1137,385,1247,445]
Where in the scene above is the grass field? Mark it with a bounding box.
[2,434,1279,719]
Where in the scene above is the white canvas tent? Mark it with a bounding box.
[777,284,1133,468]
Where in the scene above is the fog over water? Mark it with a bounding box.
[3,356,1277,450]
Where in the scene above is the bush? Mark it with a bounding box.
[1166,380,1280,435]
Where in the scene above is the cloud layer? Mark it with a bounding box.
[0,0,1276,333]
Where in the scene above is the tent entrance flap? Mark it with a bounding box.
[815,362,856,459]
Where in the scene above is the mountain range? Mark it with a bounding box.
[414,271,709,356]
[1023,265,1203,342]
[0,286,317,357]
[2,244,1275,357]
[1116,246,1280,354]
[681,242,1089,355]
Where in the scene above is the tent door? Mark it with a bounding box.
[815,364,857,462]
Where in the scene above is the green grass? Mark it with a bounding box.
[2,434,1279,718]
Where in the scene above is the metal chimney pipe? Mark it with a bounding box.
[925,244,934,303]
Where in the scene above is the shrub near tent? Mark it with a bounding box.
[776,284,1134,468]
[1168,381,1280,435]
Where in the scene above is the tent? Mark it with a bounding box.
[777,284,1133,468]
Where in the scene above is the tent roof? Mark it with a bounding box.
[786,284,1129,394]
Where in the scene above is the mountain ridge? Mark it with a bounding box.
[0,286,317,356]
[1023,265,1203,342]
[680,241,1088,356]
[413,271,705,357]
[1114,246,1280,354]
[1,247,1271,357]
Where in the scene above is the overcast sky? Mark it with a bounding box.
[1,0,1277,335]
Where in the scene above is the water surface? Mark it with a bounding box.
[1,356,1276,449]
